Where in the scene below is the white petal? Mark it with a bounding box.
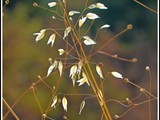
[111,71,123,79]
[79,17,87,27]
[48,2,57,7]
[69,11,80,16]
[62,97,68,111]
[47,64,55,76]
[96,3,107,9]
[69,65,77,77]
[96,65,104,79]
[88,4,96,9]
[47,34,56,47]
[86,13,100,20]
[63,27,71,39]
[58,61,63,77]
[33,29,46,42]
[100,24,110,29]
[51,96,57,108]
[58,49,65,55]
[79,100,85,115]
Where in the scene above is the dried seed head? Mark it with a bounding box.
[42,114,47,118]
[48,58,53,64]
[30,86,34,91]
[132,58,138,62]
[58,99,61,103]
[63,116,68,119]
[127,24,133,30]
[126,98,130,101]
[124,78,129,83]
[140,88,145,92]
[5,0,9,5]
[114,115,119,119]
[33,2,38,7]
[37,75,42,79]
[146,66,150,71]
[98,62,103,67]
[53,86,56,90]
[112,54,118,58]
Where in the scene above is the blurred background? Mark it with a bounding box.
[3,0,157,120]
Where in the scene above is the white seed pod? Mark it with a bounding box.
[83,36,96,45]
[63,27,71,39]
[69,65,77,77]
[86,13,100,20]
[79,100,85,115]
[47,34,56,47]
[88,4,96,9]
[58,61,63,77]
[69,11,80,16]
[33,29,46,42]
[79,17,87,27]
[58,49,65,55]
[47,62,57,76]
[51,96,58,108]
[100,24,110,29]
[48,2,57,7]
[62,97,68,112]
[111,71,123,79]
[96,65,104,79]
[96,3,107,9]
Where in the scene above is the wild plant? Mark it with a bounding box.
[3,0,157,120]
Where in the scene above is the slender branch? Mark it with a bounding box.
[133,0,157,14]
[89,24,132,58]
[3,98,20,120]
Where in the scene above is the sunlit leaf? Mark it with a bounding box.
[47,34,56,47]
[62,97,68,112]
[96,65,104,79]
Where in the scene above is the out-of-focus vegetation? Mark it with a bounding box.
[3,0,157,120]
